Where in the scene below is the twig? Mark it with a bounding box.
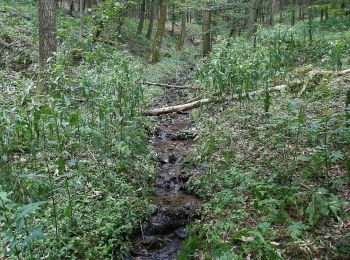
[142,81,198,89]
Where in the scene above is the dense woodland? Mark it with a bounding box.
[1,0,350,259]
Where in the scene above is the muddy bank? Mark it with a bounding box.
[128,89,202,259]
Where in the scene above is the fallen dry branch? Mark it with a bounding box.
[337,68,350,76]
[145,68,350,116]
[142,82,198,89]
[145,85,286,116]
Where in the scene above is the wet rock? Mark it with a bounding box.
[168,155,177,164]
[149,204,158,215]
[179,172,192,182]
[145,205,198,235]
[169,131,197,141]
[157,155,168,164]
[148,237,165,250]
[175,228,188,239]
[141,236,157,246]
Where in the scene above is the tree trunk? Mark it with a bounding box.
[137,0,146,34]
[68,0,74,16]
[308,6,313,43]
[178,0,186,50]
[299,0,304,20]
[38,0,57,90]
[146,0,155,39]
[79,0,84,41]
[291,0,296,26]
[202,0,211,57]
[247,0,261,33]
[270,0,278,26]
[149,0,166,63]
[170,3,176,36]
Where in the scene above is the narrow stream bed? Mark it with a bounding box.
[128,89,202,259]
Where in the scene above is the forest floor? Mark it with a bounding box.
[1,1,350,259]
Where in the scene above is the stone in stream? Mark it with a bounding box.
[179,172,193,182]
[149,204,158,215]
[175,227,188,239]
[145,202,200,235]
[141,236,164,250]
[168,131,197,141]
[168,154,177,164]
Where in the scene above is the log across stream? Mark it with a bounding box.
[127,89,202,259]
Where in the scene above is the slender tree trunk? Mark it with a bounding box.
[178,1,186,50]
[38,0,57,90]
[170,7,176,36]
[247,0,261,33]
[79,0,84,41]
[279,0,283,23]
[146,0,155,39]
[137,0,146,34]
[202,0,211,57]
[308,6,313,43]
[149,0,166,63]
[68,0,74,16]
[291,0,296,26]
[270,0,278,26]
[299,0,304,20]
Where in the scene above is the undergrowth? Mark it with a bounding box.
[0,1,155,258]
[182,17,350,259]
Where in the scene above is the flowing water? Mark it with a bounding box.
[127,88,202,259]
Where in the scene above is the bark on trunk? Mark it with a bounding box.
[146,0,155,39]
[149,0,166,63]
[270,0,278,26]
[178,1,186,50]
[202,0,211,57]
[38,0,57,90]
[137,0,146,34]
[308,6,313,43]
[79,0,84,41]
[291,0,296,26]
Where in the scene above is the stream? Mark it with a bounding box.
[127,88,202,259]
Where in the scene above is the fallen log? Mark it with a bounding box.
[145,85,286,116]
[145,98,211,116]
[144,68,350,116]
[142,82,198,89]
[337,68,350,76]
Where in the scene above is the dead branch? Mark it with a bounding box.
[145,67,350,116]
[337,68,350,76]
[145,85,286,116]
[142,82,198,89]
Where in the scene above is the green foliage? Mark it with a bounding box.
[198,22,350,98]
[0,1,155,258]
[185,15,350,257]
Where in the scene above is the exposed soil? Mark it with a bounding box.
[127,88,202,259]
